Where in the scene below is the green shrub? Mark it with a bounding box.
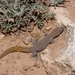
[53,0,65,6]
[0,0,64,33]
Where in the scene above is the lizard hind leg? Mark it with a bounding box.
[31,51,38,57]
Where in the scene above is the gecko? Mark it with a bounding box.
[0,25,65,59]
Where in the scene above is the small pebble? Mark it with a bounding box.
[22,33,32,45]
[45,25,52,30]
[0,33,4,39]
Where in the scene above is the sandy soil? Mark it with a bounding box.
[65,0,75,22]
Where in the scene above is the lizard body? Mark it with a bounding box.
[0,25,65,59]
[31,25,65,56]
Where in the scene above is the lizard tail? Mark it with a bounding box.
[0,46,32,59]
